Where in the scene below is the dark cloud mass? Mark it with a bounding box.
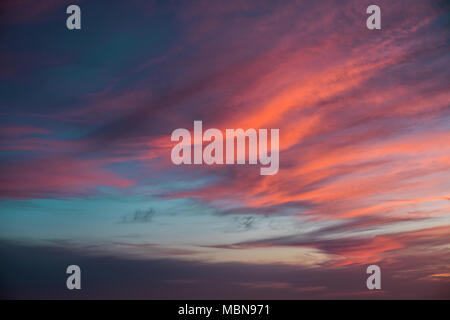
[0,241,448,299]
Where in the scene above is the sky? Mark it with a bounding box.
[0,0,449,299]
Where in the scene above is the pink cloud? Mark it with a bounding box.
[0,155,132,199]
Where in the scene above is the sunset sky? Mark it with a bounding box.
[0,0,449,299]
